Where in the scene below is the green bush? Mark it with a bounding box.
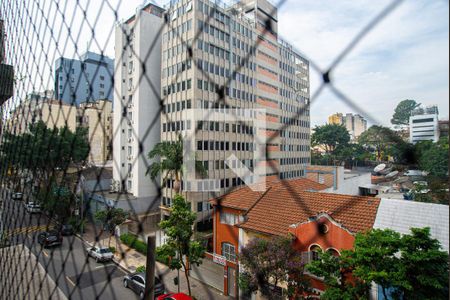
[136,265,146,273]
[109,247,116,254]
[119,234,170,265]
[120,233,147,255]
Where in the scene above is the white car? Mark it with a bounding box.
[26,202,41,214]
[12,192,23,200]
[86,246,114,262]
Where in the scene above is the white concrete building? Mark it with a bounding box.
[409,105,440,144]
[112,3,164,211]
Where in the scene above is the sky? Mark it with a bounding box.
[1,0,448,127]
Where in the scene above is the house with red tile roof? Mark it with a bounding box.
[206,177,383,298]
[202,177,448,299]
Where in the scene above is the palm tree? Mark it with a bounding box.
[147,134,205,194]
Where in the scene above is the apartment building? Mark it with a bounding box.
[113,3,164,203]
[409,105,440,144]
[55,51,114,105]
[78,100,113,164]
[0,19,14,134]
[160,0,311,224]
[328,112,367,140]
[7,98,78,134]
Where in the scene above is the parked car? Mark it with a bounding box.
[26,202,41,214]
[86,246,114,263]
[12,192,23,201]
[37,230,63,248]
[59,224,74,236]
[156,293,192,300]
[123,272,165,299]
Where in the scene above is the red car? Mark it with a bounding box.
[156,293,192,300]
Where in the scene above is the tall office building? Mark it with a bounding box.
[55,51,114,105]
[409,105,440,144]
[113,4,164,205]
[329,112,367,140]
[160,0,311,222]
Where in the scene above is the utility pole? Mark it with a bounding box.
[144,235,156,300]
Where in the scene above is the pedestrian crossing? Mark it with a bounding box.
[4,224,55,238]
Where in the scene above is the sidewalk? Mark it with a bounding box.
[79,223,229,300]
[0,245,68,300]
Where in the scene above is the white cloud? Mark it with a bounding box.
[278,0,449,126]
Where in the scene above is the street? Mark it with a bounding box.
[0,187,139,300]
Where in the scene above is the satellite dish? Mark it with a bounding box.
[374,164,386,173]
[385,171,399,178]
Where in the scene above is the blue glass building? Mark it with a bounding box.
[55,51,114,105]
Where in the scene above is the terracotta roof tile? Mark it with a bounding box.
[210,178,328,211]
[239,188,380,236]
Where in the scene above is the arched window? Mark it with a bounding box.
[309,244,322,261]
[327,248,340,257]
[222,242,236,262]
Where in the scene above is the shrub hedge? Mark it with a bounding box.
[120,233,169,265]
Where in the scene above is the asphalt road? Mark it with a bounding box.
[0,187,139,300]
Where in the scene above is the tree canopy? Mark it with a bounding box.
[312,124,350,154]
[417,137,449,178]
[307,228,449,300]
[358,126,401,161]
[0,121,89,180]
[391,99,420,126]
[239,236,308,299]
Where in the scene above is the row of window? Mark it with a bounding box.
[280,131,310,139]
[162,120,192,133]
[163,99,192,114]
[280,117,310,128]
[162,59,192,78]
[280,102,310,114]
[196,59,231,78]
[197,140,256,152]
[163,39,193,61]
[198,20,230,43]
[197,39,231,60]
[196,121,255,135]
[279,61,296,75]
[280,170,306,180]
[162,79,192,96]
[197,0,230,26]
[164,18,193,42]
[196,79,256,102]
[280,157,310,166]
[202,158,254,171]
[280,144,310,152]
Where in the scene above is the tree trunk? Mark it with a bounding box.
[180,256,192,296]
[173,172,181,194]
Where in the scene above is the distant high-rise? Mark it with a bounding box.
[328,112,367,140]
[409,105,440,144]
[55,51,114,105]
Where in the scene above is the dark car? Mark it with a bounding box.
[59,224,74,236]
[37,230,63,248]
[123,272,165,299]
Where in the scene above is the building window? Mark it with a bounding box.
[222,243,236,262]
[220,211,243,226]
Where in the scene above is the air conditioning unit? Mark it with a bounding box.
[128,138,133,143]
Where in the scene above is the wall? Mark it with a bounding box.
[307,165,371,196]
[213,206,242,256]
